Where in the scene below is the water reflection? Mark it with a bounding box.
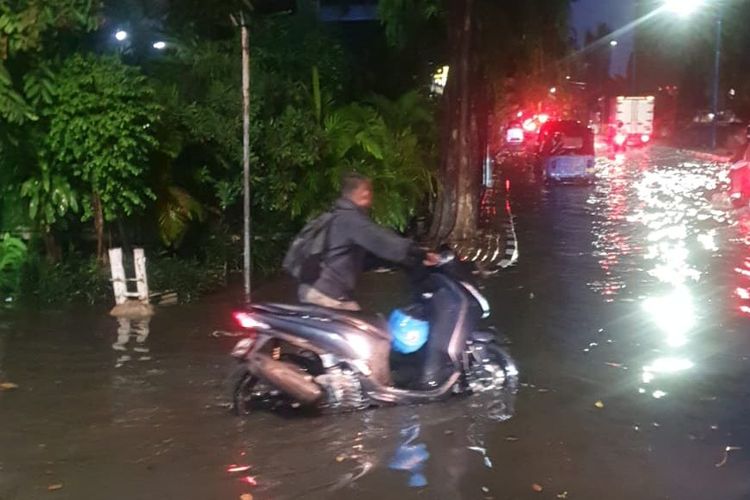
[634,162,715,390]
[388,421,429,487]
[225,383,517,498]
[112,317,152,368]
[642,287,695,347]
[588,150,731,396]
[588,157,637,301]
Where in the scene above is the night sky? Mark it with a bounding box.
[572,0,636,76]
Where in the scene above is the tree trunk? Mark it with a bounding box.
[43,231,62,263]
[92,192,105,262]
[117,217,131,255]
[429,0,486,244]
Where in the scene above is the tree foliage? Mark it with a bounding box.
[20,170,79,231]
[1,0,440,301]
[42,54,160,221]
[322,91,435,230]
[379,0,574,242]
[0,0,98,123]
[0,233,26,295]
[152,11,433,246]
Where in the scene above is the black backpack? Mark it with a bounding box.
[282,210,336,283]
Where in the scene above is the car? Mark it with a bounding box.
[537,120,596,184]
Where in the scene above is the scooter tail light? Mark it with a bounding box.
[233,311,270,330]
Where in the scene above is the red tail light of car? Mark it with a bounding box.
[523,119,538,133]
[641,134,651,143]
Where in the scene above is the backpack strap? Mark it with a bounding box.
[319,207,340,262]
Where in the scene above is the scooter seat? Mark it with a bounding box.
[252,303,391,340]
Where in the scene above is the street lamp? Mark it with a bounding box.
[114,30,128,41]
[709,11,723,150]
[660,0,721,149]
[152,41,167,50]
[663,0,705,16]
[610,39,619,47]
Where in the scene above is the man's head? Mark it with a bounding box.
[341,172,373,209]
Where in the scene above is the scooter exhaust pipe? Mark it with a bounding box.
[248,354,323,405]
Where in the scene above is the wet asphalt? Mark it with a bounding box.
[2,146,750,500]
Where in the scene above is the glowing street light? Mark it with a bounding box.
[152,41,167,50]
[114,30,128,42]
[663,0,705,17]
[659,0,721,149]
[610,39,619,47]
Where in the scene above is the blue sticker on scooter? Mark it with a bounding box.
[389,308,429,354]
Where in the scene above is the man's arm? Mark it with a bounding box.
[348,212,423,265]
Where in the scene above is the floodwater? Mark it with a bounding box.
[2,147,750,499]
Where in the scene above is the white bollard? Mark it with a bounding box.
[133,248,149,303]
[109,247,154,318]
[108,248,127,306]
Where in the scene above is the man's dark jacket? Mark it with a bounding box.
[311,198,423,301]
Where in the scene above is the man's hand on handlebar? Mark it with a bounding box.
[423,252,441,267]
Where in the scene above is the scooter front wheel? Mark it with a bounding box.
[469,343,520,392]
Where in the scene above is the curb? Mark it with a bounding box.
[680,148,733,163]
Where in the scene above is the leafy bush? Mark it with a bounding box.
[17,256,111,306]
[321,91,436,231]
[16,250,235,306]
[0,234,28,298]
[148,256,228,304]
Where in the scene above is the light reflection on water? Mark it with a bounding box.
[388,422,429,487]
[587,150,732,395]
[112,317,152,368]
[642,287,695,347]
[226,388,516,497]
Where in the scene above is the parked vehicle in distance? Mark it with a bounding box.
[505,122,525,151]
[537,120,596,184]
[608,96,655,148]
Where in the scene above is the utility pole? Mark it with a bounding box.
[709,13,723,150]
[234,2,294,303]
[241,13,252,303]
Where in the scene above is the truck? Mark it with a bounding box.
[608,96,655,148]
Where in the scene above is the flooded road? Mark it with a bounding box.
[2,147,750,499]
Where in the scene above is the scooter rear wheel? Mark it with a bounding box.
[231,351,324,416]
[231,366,277,416]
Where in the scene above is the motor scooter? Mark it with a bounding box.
[228,251,518,414]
